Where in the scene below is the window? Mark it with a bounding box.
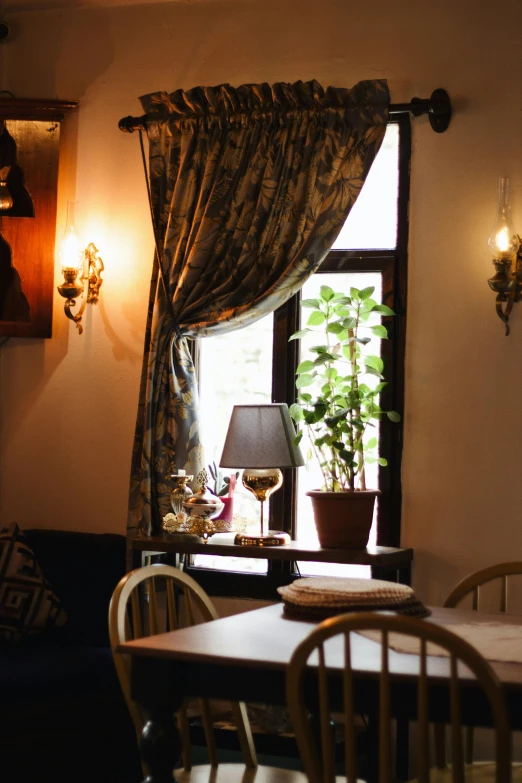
[190,117,410,583]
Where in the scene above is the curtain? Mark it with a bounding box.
[128,78,389,538]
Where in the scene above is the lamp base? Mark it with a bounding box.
[234,531,290,547]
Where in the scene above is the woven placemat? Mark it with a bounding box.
[282,595,431,621]
[278,576,414,607]
[278,577,430,620]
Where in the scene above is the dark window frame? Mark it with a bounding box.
[186,115,411,592]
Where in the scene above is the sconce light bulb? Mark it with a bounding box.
[0,179,13,210]
[61,230,83,273]
[488,177,520,260]
[60,200,84,273]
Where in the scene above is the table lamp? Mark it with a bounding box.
[219,403,304,546]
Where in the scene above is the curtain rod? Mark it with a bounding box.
[118,88,451,135]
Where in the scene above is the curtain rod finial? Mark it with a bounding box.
[118,114,147,133]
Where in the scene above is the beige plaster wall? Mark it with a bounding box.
[0,0,521,605]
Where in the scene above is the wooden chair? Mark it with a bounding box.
[443,562,522,614]
[286,612,513,783]
[109,564,307,782]
[434,563,522,770]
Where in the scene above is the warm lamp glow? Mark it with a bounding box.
[60,201,83,272]
[56,200,104,335]
[486,177,522,336]
[488,178,519,261]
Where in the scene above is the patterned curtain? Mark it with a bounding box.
[128,78,389,538]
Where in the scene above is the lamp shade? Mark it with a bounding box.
[219,404,305,469]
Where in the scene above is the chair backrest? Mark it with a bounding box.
[443,562,522,612]
[109,564,257,771]
[109,564,219,726]
[286,612,512,783]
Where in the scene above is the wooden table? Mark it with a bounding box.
[120,605,522,782]
[131,534,414,599]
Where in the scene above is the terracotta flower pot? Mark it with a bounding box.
[307,489,380,549]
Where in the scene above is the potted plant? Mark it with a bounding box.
[289,284,400,548]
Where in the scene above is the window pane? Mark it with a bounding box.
[195,315,274,573]
[332,123,399,251]
[295,271,383,577]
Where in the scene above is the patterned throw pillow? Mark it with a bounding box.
[0,522,67,643]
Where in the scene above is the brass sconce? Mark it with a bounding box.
[56,201,103,334]
[487,177,522,336]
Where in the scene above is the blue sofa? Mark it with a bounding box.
[0,529,142,783]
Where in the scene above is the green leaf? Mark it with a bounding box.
[294,432,303,446]
[289,403,304,422]
[307,311,326,326]
[387,410,401,422]
[339,449,355,464]
[356,337,371,345]
[366,437,377,449]
[326,321,344,334]
[301,298,322,308]
[350,287,361,300]
[359,286,375,300]
[313,353,336,366]
[325,367,338,380]
[289,329,311,341]
[341,317,357,330]
[378,457,388,466]
[365,355,384,374]
[296,359,314,373]
[371,304,395,316]
[299,392,312,402]
[371,324,388,338]
[296,374,315,388]
[365,366,384,378]
[320,285,335,302]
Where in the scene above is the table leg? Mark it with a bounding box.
[139,708,182,783]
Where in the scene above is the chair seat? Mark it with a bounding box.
[173,763,309,782]
[408,762,522,783]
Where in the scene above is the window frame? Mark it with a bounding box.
[186,114,411,592]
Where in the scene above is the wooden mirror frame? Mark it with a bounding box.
[0,98,77,338]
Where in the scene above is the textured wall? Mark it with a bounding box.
[0,0,521,604]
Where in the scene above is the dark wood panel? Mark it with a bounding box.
[131,533,413,566]
[0,101,77,338]
[0,98,76,121]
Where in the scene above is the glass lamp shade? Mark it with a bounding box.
[60,200,83,273]
[488,177,520,261]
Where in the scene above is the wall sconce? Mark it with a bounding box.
[56,201,103,335]
[487,177,522,336]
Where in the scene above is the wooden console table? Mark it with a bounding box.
[130,534,413,599]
